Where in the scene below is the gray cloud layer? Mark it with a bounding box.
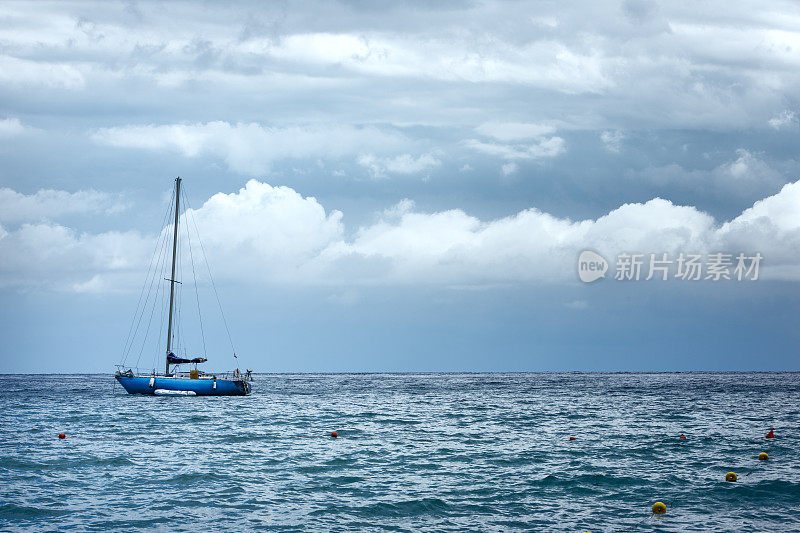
[3,1,799,128]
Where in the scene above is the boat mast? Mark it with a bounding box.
[165,177,181,375]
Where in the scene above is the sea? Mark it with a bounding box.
[0,373,798,532]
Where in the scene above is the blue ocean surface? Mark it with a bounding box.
[0,373,798,531]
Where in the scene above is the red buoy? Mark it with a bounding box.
[679,435,686,439]
[330,431,338,438]
[569,437,576,441]
[766,427,775,439]
[58,433,66,439]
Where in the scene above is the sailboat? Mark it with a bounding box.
[115,178,252,396]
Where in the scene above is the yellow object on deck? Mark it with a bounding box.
[189,369,199,379]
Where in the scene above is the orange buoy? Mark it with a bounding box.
[766,428,775,439]
[58,433,66,439]
[569,437,576,441]
[759,452,769,461]
[725,472,738,482]
[330,431,338,438]
[679,435,686,439]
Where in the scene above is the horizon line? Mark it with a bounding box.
[2,370,798,376]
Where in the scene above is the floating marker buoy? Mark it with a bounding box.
[652,502,667,515]
[58,433,66,439]
[679,435,686,439]
[766,428,775,439]
[759,452,769,461]
[569,436,576,441]
[725,472,738,482]
[330,431,338,438]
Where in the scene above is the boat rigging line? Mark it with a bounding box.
[182,192,237,360]
[120,186,174,371]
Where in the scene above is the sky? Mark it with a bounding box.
[0,0,798,373]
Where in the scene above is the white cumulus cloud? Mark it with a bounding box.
[183,180,345,283]
[2,180,799,291]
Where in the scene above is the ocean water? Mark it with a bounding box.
[0,373,798,532]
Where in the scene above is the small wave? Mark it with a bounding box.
[0,503,71,519]
[216,433,265,443]
[85,455,137,467]
[535,473,646,488]
[164,471,232,485]
[362,497,451,517]
[311,497,452,518]
[325,475,365,485]
[1,454,135,470]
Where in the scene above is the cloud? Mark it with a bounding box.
[0,117,29,138]
[464,137,565,160]
[0,222,151,291]
[475,122,557,141]
[634,149,787,198]
[622,0,659,23]
[2,179,799,291]
[382,199,416,219]
[0,55,84,89]
[719,181,800,271]
[2,2,800,133]
[600,130,625,153]
[93,122,411,175]
[320,196,719,285]
[0,187,126,223]
[183,180,345,283]
[730,180,800,232]
[263,32,612,93]
[768,110,797,130]
[723,149,778,183]
[466,122,566,162]
[0,180,342,290]
[501,162,518,176]
[0,9,613,96]
[358,152,441,179]
[564,300,588,310]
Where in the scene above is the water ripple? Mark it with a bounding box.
[0,373,798,531]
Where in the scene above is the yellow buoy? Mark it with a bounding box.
[726,472,738,482]
[758,452,769,461]
[652,501,667,515]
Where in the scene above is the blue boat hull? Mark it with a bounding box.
[115,375,250,396]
